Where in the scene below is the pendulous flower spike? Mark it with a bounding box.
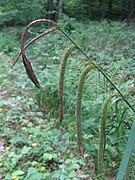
[76,64,95,158]
[58,45,77,123]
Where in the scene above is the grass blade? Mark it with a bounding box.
[98,95,121,173]
[116,119,135,180]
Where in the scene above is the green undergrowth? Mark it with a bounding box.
[0,20,135,179]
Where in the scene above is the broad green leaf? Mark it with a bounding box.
[68,171,77,178]
[69,163,80,169]
[14,170,25,176]
[45,145,53,151]
[79,159,86,165]
[9,137,25,144]
[59,164,66,169]
[27,167,37,175]
[21,146,31,155]
[65,159,71,164]
[78,174,90,178]
[52,171,61,179]
[42,153,57,160]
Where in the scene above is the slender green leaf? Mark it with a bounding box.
[116,120,135,180]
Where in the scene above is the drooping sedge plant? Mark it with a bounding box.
[60,29,135,115]
[12,19,135,179]
[98,94,122,173]
[59,28,135,179]
[76,64,95,158]
[12,19,135,115]
[58,45,77,123]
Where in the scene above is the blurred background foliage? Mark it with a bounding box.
[0,0,135,27]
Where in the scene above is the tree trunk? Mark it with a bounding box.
[47,0,54,20]
[122,0,126,19]
[108,0,113,19]
[47,0,54,11]
[99,0,106,19]
[57,0,63,19]
[100,0,105,19]
[127,0,135,22]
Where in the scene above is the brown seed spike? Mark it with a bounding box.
[22,54,42,90]
[19,19,58,91]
